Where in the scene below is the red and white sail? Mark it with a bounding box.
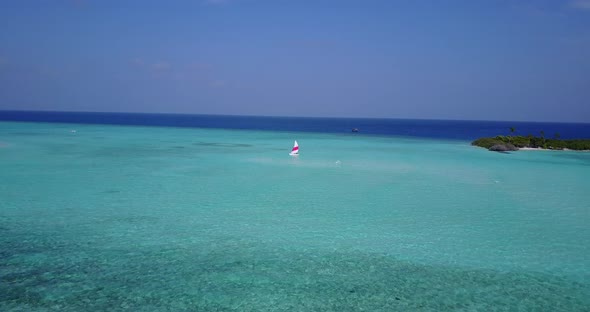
[289,140,299,156]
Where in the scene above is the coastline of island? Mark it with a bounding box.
[471,131,590,152]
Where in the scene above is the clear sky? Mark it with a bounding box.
[0,0,589,122]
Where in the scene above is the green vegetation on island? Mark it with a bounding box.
[472,128,590,152]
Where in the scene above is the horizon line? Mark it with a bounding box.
[1,109,589,125]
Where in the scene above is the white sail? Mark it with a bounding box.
[289,140,299,156]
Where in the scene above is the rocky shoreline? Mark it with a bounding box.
[472,135,590,152]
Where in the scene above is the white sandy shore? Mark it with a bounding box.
[518,147,589,152]
[518,147,549,151]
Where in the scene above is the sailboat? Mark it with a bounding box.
[289,140,299,156]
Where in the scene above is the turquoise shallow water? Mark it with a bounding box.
[1,121,589,311]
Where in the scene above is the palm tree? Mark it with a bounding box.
[509,127,515,143]
[554,133,560,140]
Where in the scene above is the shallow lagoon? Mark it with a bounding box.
[1,121,589,311]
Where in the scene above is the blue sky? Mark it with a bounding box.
[0,0,589,122]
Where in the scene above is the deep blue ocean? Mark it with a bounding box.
[1,110,589,140]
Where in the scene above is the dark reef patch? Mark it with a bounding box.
[101,190,121,194]
[193,142,252,148]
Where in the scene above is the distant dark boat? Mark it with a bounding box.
[352,128,359,133]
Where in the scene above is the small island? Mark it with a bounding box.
[472,129,590,152]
